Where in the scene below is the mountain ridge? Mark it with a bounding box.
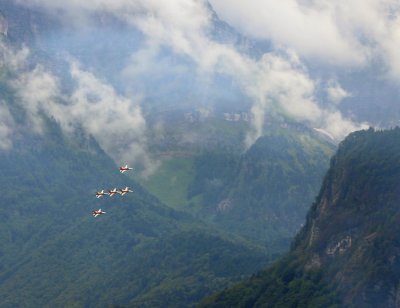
[202,127,400,308]
[0,111,271,307]
[140,120,334,252]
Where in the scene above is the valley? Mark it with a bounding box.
[0,1,398,307]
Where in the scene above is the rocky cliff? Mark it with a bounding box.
[202,127,400,307]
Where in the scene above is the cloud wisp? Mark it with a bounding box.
[326,79,351,105]
[65,62,155,174]
[0,42,29,150]
[14,0,370,145]
[210,0,400,77]
[0,101,14,150]
[2,42,154,173]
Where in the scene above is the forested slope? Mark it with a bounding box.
[0,115,269,307]
[202,128,400,308]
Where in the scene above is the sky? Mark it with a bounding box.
[3,0,400,166]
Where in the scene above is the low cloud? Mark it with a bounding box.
[0,42,29,72]
[0,102,14,150]
[318,111,368,141]
[6,43,155,174]
[240,52,321,145]
[210,0,400,79]
[14,0,369,146]
[12,65,60,133]
[65,62,155,174]
[326,79,351,105]
[210,0,369,66]
[240,52,365,145]
[113,1,363,144]
[0,42,29,150]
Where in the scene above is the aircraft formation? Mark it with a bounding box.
[92,165,133,217]
[95,187,134,198]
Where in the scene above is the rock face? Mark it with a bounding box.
[293,128,400,307]
[202,128,400,308]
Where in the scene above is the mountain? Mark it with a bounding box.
[208,129,334,249]
[139,115,334,252]
[0,0,250,111]
[6,0,400,130]
[0,107,272,307]
[202,128,400,307]
[0,8,333,305]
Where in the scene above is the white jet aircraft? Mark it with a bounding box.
[119,187,133,196]
[95,190,109,198]
[119,165,133,173]
[108,188,119,197]
[92,209,106,217]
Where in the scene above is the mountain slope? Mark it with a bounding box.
[143,119,334,253]
[0,114,270,307]
[202,128,400,308]
[139,112,334,255]
[210,130,333,249]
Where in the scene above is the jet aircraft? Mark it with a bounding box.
[92,209,106,217]
[108,188,119,197]
[95,190,109,198]
[119,187,133,196]
[119,165,133,173]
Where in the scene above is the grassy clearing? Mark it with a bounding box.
[136,157,196,211]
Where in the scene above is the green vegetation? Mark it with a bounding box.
[136,157,197,210]
[141,118,334,254]
[188,150,240,208]
[0,112,271,307]
[203,128,400,307]
[212,132,333,248]
[201,255,340,308]
[0,45,335,306]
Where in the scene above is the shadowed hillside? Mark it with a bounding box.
[202,128,400,308]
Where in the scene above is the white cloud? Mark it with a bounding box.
[239,51,320,145]
[65,62,155,173]
[9,51,155,174]
[0,42,29,72]
[209,0,370,66]
[317,111,368,141]
[0,102,14,150]
[0,42,30,150]
[14,0,368,145]
[12,65,60,133]
[210,0,400,78]
[326,79,351,105]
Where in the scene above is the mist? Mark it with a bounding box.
[6,0,397,160]
[0,40,155,174]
